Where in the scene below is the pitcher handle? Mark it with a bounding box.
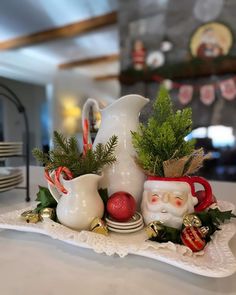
[82,98,100,151]
[190,176,214,212]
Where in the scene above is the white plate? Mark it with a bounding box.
[0,178,23,189]
[0,175,23,185]
[0,182,23,192]
[0,168,22,180]
[0,151,22,156]
[106,212,143,226]
[0,200,235,278]
[0,146,22,150]
[0,142,23,146]
[108,224,144,233]
[106,220,144,229]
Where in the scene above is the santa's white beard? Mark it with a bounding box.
[143,211,183,229]
[142,198,196,229]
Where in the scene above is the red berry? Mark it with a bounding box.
[107,191,136,222]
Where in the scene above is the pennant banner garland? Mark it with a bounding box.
[152,75,236,105]
[178,85,193,105]
[200,85,215,105]
[219,79,236,101]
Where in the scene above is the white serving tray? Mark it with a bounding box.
[0,200,235,278]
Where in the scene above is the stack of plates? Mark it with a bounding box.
[106,212,144,234]
[0,168,23,192]
[0,142,23,157]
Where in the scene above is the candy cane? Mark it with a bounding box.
[44,170,54,186]
[54,166,74,194]
[83,118,92,155]
[45,167,73,195]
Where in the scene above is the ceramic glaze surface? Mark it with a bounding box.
[141,180,198,228]
[48,174,104,231]
[82,95,149,206]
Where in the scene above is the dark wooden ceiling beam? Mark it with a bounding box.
[59,53,119,69]
[0,11,117,50]
[94,74,118,81]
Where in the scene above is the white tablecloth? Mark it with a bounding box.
[0,166,236,295]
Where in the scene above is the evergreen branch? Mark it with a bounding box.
[33,131,118,177]
[53,131,69,153]
[32,148,49,165]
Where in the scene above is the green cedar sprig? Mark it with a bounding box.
[32,131,118,177]
[131,86,195,176]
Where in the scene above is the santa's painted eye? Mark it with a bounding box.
[151,194,159,203]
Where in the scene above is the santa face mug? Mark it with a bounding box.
[141,176,215,229]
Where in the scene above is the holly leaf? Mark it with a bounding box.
[34,186,57,213]
[208,208,236,226]
[196,208,236,241]
[149,225,181,244]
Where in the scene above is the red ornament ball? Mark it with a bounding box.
[106,191,137,222]
[181,227,206,252]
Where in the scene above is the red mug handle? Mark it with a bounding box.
[189,176,213,212]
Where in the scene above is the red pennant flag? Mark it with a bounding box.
[200,85,215,105]
[178,85,193,105]
[220,79,236,101]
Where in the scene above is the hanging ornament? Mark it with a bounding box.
[132,40,146,71]
[220,79,236,101]
[200,85,215,105]
[190,22,233,58]
[146,51,165,69]
[178,85,193,105]
[162,79,173,91]
[181,226,209,252]
[160,36,173,52]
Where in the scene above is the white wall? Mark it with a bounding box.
[52,71,120,136]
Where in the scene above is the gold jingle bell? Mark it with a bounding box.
[39,208,56,220]
[145,221,164,239]
[21,210,40,224]
[183,214,202,228]
[90,217,108,236]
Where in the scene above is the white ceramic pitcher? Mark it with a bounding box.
[48,174,104,231]
[82,94,149,206]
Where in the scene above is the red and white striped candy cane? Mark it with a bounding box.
[82,118,92,155]
[82,98,100,154]
[54,166,73,194]
[45,167,73,195]
[44,169,54,186]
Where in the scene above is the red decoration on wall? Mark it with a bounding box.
[132,40,146,71]
[178,85,193,105]
[219,79,236,101]
[200,85,215,105]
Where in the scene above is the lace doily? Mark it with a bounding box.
[0,200,235,277]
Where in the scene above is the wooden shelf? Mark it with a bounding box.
[120,56,236,84]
